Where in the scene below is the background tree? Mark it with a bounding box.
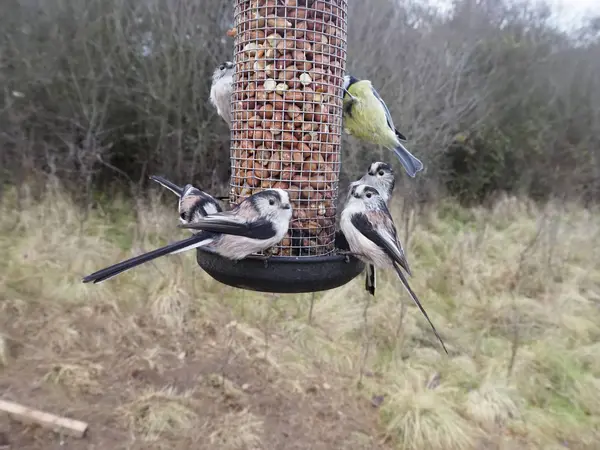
[0,0,598,204]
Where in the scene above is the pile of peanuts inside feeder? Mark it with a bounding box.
[230,0,347,257]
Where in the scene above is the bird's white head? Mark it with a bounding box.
[343,74,351,91]
[250,189,292,220]
[343,74,360,91]
[362,161,395,203]
[350,183,386,211]
[213,61,234,81]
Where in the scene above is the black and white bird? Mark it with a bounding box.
[82,189,292,284]
[347,162,396,296]
[340,183,448,354]
[347,162,395,205]
[149,175,225,224]
[210,61,234,126]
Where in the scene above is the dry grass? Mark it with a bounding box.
[1,184,599,449]
[120,387,200,441]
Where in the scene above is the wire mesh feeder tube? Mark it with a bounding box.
[197,0,365,293]
[232,0,347,257]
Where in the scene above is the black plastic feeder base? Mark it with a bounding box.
[196,247,365,294]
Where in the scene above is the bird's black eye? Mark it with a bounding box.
[219,64,225,70]
[378,170,385,176]
[269,199,275,206]
[366,193,372,198]
[180,212,186,219]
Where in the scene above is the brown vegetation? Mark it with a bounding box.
[1,185,599,449]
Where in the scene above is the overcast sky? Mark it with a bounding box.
[433,0,600,31]
[548,0,600,29]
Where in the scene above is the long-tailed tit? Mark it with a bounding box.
[82,189,292,284]
[340,183,448,354]
[149,175,225,224]
[342,74,423,178]
[347,162,396,296]
[210,61,234,126]
[347,162,395,205]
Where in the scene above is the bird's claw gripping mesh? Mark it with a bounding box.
[230,0,348,257]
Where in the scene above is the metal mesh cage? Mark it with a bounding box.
[230,0,348,257]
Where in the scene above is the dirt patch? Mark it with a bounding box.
[0,304,391,450]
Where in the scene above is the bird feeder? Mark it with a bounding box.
[196,0,364,293]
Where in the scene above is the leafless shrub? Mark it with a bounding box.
[0,0,233,199]
[0,0,599,204]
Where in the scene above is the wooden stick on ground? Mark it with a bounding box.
[0,399,88,438]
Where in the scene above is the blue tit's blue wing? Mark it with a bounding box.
[371,85,408,141]
[370,84,395,132]
[180,216,277,240]
[350,211,411,275]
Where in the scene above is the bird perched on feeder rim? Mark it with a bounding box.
[210,61,235,126]
[149,175,227,224]
[342,74,424,178]
[340,183,448,354]
[347,162,396,296]
[82,189,293,284]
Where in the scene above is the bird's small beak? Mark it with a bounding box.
[282,203,291,210]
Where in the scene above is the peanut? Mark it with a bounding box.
[232,0,344,254]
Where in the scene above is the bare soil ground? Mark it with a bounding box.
[0,298,391,450]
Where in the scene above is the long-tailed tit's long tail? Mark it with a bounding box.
[150,175,229,202]
[391,140,424,179]
[82,233,214,284]
[365,263,376,296]
[149,175,184,197]
[393,263,448,354]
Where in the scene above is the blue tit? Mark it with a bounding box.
[342,74,424,178]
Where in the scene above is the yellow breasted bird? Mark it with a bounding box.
[342,74,424,178]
